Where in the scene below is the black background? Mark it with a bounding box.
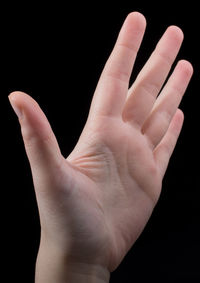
[3,2,199,282]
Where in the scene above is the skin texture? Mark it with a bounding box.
[9,12,193,283]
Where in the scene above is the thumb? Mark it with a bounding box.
[9,91,64,190]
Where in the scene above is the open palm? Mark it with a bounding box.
[9,12,193,273]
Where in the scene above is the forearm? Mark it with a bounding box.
[35,244,110,283]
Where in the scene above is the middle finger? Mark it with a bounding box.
[122,26,183,128]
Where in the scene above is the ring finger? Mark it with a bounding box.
[142,59,193,149]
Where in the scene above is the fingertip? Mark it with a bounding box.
[166,25,184,42]
[178,59,194,76]
[8,91,27,119]
[9,90,28,101]
[8,91,32,111]
[8,91,40,114]
[176,108,184,121]
[126,11,147,30]
[172,108,184,133]
[8,91,47,136]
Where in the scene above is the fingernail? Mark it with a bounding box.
[8,94,23,119]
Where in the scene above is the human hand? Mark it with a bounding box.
[9,12,193,282]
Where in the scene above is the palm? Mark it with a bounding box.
[9,12,193,273]
[65,115,159,271]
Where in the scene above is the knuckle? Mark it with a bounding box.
[21,124,52,149]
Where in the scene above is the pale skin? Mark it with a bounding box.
[9,12,193,283]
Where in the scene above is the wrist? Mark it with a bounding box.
[35,242,110,283]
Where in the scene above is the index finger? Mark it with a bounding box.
[89,12,146,118]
